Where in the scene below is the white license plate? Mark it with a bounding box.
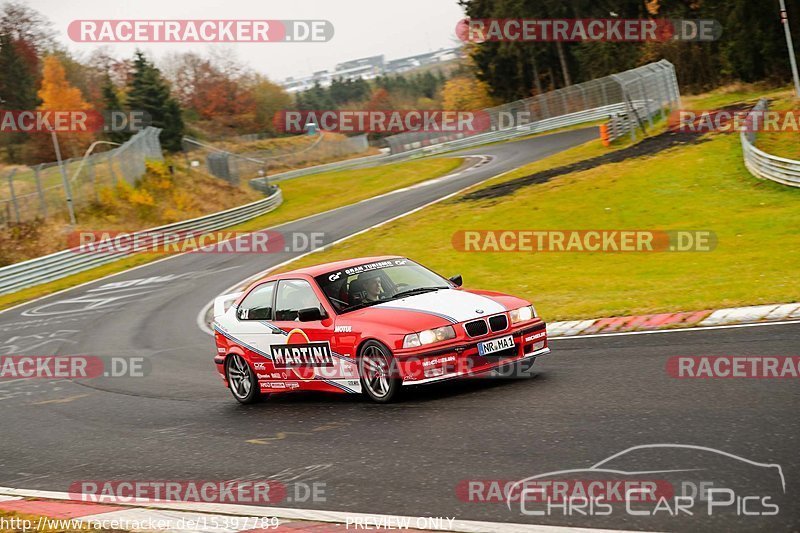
[478,335,515,356]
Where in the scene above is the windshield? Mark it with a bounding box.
[315,259,451,313]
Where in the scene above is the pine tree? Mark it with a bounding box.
[101,75,128,144]
[0,33,38,162]
[126,50,184,151]
[0,33,37,109]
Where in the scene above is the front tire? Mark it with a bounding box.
[226,354,262,404]
[358,340,401,403]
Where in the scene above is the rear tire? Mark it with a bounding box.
[226,354,262,404]
[358,340,401,403]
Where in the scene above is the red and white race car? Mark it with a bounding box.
[212,256,549,403]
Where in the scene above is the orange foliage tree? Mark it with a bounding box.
[36,55,94,158]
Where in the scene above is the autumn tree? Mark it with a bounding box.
[365,88,393,110]
[442,76,494,110]
[251,76,292,136]
[36,55,93,158]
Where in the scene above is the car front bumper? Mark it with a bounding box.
[397,321,550,385]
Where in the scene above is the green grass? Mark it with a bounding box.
[277,134,800,321]
[0,157,462,311]
[682,83,793,109]
[753,95,800,160]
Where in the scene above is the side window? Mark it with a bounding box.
[236,282,276,320]
[275,280,324,321]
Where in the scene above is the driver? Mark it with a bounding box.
[360,271,385,302]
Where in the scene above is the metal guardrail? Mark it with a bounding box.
[386,60,678,154]
[251,60,678,187]
[184,132,371,187]
[0,187,283,296]
[601,113,635,144]
[252,101,656,187]
[401,102,645,156]
[741,99,800,187]
[265,153,389,183]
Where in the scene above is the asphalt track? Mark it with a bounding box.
[1,127,798,532]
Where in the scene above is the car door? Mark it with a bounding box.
[226,281,287,376]
[271,278,360,392]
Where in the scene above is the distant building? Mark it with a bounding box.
[335,55,385,72]
[280,47,462,93]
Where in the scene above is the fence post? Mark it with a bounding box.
[88,157,98,203]
[577,84,589,109]
[51,130,77,225]
[34,164,47,218]
[107,152,117,186]
[539,93,550,119]
[6,169,19,223]
[600,81,608,107]
[610,74,636,142]
[637,74,654,128]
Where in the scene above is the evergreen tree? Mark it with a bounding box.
[126,50,184,151]
[101,74,129,144]
[0,33,38,162]
[0,33,37,109]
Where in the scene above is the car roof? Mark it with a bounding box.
[264,255,405,280]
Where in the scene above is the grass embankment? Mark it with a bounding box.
[276,120,799,321]
[0,160,262,266]
[683,83,799,160]
[0,157,462,311]
[753,95,800,160]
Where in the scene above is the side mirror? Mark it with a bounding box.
[449,274,463,287]
[298,307,325,322]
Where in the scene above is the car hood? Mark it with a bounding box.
[340,289,531,332]
[373,288,508,324]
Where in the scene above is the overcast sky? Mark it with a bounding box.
[25,0,467,81]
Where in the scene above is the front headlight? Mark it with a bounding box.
[509,305,536,324]
[403,326,456,348]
